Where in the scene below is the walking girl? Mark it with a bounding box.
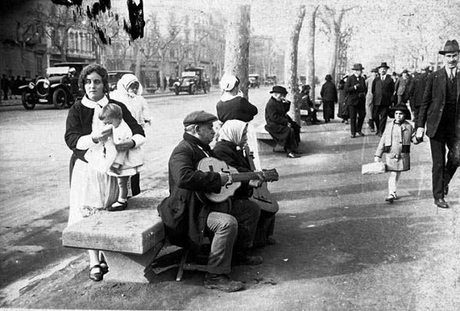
[374,104,413,203]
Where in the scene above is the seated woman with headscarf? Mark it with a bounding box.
[213,120,276,248]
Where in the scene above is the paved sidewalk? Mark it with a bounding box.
[2,119,460,310]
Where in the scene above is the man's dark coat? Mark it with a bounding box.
[417,67,460,137]
[372,75,395,107]
[157,133,222,248]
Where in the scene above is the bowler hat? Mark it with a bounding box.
[389,104,411,120]
[378,62,390,69]
[439,40,460,55]
[371,68,378,73]
[270,85,288,95]
[183,110,218,127]
[351,63,364,71]
[325,74,333,81]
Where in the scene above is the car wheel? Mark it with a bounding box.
[189,85,196,95]
[53,88,67,109]
[22,92,36,110]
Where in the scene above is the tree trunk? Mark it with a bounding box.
[327,11,345,84]
[305,6,319,101]
[223,5,251,99]
[285,6,305,125]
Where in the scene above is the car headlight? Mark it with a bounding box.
[28,82,35,89]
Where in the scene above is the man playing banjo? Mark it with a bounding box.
[157,110,262,293]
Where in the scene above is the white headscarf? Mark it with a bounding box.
[218,119,248,145]
[115,73,143,98]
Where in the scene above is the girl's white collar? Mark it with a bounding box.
[81,95,109,108]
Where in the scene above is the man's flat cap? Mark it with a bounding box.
[183,110,218,127]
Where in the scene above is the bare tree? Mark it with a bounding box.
[284,5,306,125]
[319,5,356,83]
[304,5,319,100]
[223,5,251,98]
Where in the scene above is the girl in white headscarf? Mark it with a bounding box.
[110,73,150,196]
[111,74,151,128]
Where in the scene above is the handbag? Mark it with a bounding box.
[361,162,386,175]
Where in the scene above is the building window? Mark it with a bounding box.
[36,55,43,76]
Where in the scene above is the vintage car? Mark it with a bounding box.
[170,67,210,95]
[249,74,260,88]
[19,62,87,110]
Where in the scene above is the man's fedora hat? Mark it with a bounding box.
[378,62,390,69]
[351,63,364,71]
[389,104,411,120]
[439,40,460,55]
[270,85,288,95]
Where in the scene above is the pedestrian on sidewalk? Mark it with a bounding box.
[372,62,395,137]
[65,64,145,282]
[345,63,367,138]
[415,39,460,209]
[320,74,337,123]
[374,104,413,203]
[1,74,9,100]
[111,73,151,196]
[365,68,378,131]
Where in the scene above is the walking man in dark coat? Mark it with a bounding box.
[372,62,395,136]
[265,86,301,158]
[345,63,367,138]
[320,74,338,123]
[416,39,460,209]
[409,66,430,125]
[157,110,262,292]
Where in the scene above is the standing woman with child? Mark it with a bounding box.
[64,64,145,281]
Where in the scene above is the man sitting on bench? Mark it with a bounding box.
[157,110,262,293]
[265,86,302,158]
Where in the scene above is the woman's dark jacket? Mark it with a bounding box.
[65,99,144,169]
[320,81,338,102]
[213,140,252,199]
[264,96,292,145]
[157,133,223,248]
[216,96,258,123]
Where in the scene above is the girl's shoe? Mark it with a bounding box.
[89,265,103,282]
[107,200,127,211]
[385,193,396,203]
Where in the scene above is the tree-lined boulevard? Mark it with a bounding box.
[1,88,460,309]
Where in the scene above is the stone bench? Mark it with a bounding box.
[62,191,165,283]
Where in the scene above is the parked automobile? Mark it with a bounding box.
[19,62,87,110]
[170,67,210,95]
[249,74,260,88]
[264,75,277,86]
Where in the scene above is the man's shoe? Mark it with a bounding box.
[203,273,244,292]
[292,149,303,154]
[357,132,365,137]
[444,184,449,196]
[434,198,449,209]
[350,134,356,138]
[287,152,300,158]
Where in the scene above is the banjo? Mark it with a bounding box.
[197,157,279,203]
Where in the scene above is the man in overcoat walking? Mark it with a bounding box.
[416,39,460,209]
[372,62,395,136]
[345,63,367,138]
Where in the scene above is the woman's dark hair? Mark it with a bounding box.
[79,64,110,94]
